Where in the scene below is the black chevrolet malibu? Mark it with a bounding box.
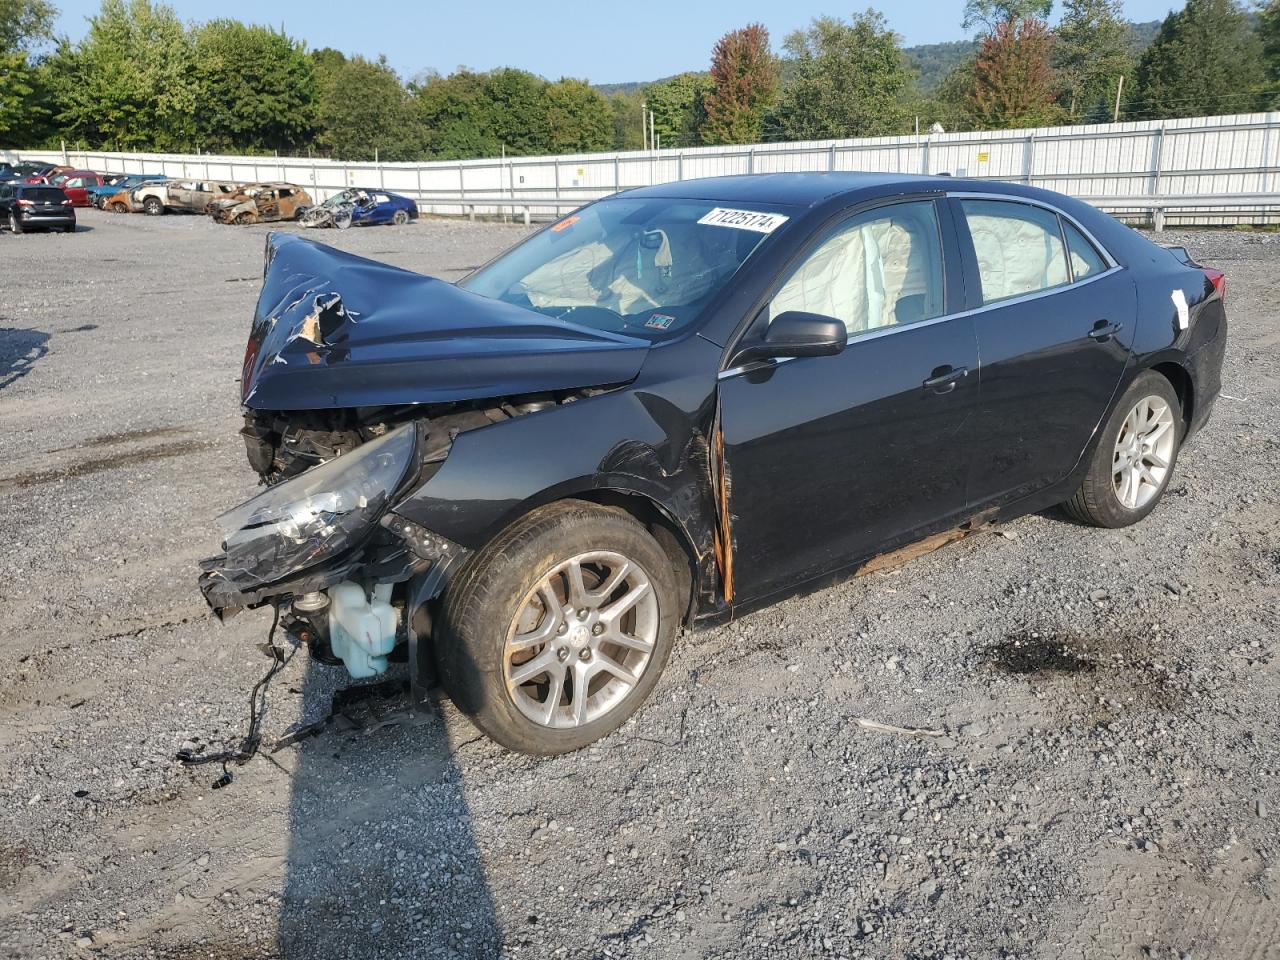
[200,173,1227,754]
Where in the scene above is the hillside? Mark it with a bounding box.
[595,20,1163,96]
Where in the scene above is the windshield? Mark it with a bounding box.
[459,197,790,339]
[323,189,364,207]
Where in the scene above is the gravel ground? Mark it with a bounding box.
[0,211,1276,960]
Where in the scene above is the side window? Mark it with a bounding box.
[279,188,293,198]
[961,199,1069,304]
[1063,220,1107,281]
[768,200,945,338]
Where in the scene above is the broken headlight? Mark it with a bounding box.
[213,423,417,590]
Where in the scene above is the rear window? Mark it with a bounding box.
[22,187,66,202]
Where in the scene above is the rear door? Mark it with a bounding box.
[951,196,1135,509]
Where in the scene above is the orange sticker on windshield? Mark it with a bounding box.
[551,215,580,232]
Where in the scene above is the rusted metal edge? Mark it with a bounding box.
[711,425,734,604]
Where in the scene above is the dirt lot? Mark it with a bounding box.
[0,210,1277,960]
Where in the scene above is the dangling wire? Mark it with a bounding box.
[176,603,296,789]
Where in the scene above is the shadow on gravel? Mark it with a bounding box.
[278,660,500,959]
[984,627,1189,721]
[0,327,50,390]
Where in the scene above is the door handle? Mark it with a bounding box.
[1088,320,1123,342]
[922,365,969,394]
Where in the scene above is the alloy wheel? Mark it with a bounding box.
[503,550,659,729]
[1112,395,1176,510]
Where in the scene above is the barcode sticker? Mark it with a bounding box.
[697,208,790,234]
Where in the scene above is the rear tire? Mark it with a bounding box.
[437,500,680,754]
[1062,370,1182,528]
[392,209,409,226]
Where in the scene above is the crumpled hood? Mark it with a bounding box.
[241,233,652,411]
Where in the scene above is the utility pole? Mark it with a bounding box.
[1113,75,1125,123]
[649,110,656,151]
[641,100,647,151]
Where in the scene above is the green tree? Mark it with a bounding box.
[1251,0,1280,108]
[970,16,1062,128]
[316,55,422,160]
[192,20,316,153]
[927,56,979,129]
[0,0,56,144]
[609,90,645,150]
[1,0,54,52]
[414,69,500,160]
[0,52,40,141]
[544,78,612,153]
[483,67,550,155]
[1131,0,1263,119]
[767,11,914,140]
[49,0,198,150]
[962,0,1052,32]
[702,23,779,145]
[643,72,711,147]
[1054,0,1132,122]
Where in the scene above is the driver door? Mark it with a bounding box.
[718,199,980,603]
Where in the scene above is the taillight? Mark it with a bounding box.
[1203,268,1226,301]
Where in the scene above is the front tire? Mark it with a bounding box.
[10,211,22,234]
[1063,370,1182,528]
[142,196,164,216]
[437,500,680,754]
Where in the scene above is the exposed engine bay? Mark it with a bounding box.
[241,390,600,485]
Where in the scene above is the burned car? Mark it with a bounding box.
[103,178,169,213]
[300,188,419,229]
[209,183,312,224]
[201,173,1227,755]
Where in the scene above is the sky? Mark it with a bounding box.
[51,0,1184,85]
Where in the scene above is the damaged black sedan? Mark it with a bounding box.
[200,173,1227,754]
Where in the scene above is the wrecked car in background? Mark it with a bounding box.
[200,173,1227,755]
[102,178,171,213]
[124,178,243,216]
[209,183,312,224]
[91,174,166,209]
[300,188,419,229]
[162,179,244,214]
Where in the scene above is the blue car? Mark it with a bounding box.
[300,188,419,229]
[86,173,167,208]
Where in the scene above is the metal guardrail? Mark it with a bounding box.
[1080,193,1280,230]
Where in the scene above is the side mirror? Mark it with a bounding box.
[731,311,848,367]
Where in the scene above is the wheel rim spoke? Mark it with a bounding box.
[509,648,560,687]
[503,550,660,730]
[600,580,651,624]
[1112,394,1176,511]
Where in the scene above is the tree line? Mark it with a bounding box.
[2,0,1279,160]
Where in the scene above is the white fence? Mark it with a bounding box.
[9,112,1280,228]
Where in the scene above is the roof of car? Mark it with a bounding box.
[623,172,1019,207]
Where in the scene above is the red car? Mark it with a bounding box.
[23,164,73,185]
[52,170,110,207]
